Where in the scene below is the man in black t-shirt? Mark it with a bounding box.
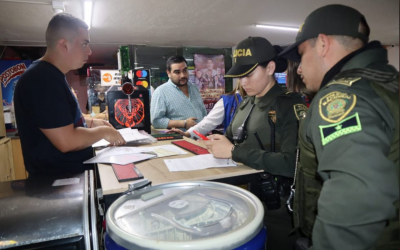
[14,13,126,176]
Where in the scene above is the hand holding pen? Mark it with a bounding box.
[193,130,209,140]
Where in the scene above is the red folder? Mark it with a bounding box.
[171,140,210,155]
[112,163,144,182]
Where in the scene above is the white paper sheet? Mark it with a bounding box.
[164,154,237,172]
[84,153,156,165]
[94,145,187,159]
[92,128,151,147]
[84,144,187,165]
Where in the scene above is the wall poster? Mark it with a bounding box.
[191,54,225,113]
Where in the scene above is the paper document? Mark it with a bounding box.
[164,154,237,172]
[84,144,188,165]
[94,145,187,159]
[84,153,156,165]
[92,128,151,147]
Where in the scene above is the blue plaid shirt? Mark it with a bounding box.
[151,79,207,130]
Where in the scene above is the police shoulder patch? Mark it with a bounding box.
[294,104,308,120]
[327,77,361,87]
[319,91,356,123]
[319,113,362,146]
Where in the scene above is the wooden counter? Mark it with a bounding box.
[97,137,262,196]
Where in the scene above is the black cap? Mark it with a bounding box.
[225,37,285,78]
[279,4,369,61]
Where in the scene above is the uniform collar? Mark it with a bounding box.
[255,83,285,108]
[240,83,284,110]
[319,41,384,90]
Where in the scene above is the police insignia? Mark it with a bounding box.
[268,110,277,123]
[319,113,362,146]
[327,77,361,87]
[319,91,356,123]
[294,104,308,120]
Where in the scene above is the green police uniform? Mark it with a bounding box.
[227,83,307,177]
[294,43,399,250]
[226,82,307,250]
[224,36,307,250]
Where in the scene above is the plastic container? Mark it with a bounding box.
[106,181,266,250]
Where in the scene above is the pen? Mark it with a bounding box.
[254,131,265,150]
[193,130,209,140]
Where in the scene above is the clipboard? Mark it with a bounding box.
[171,140,209,155]
[112,163,144,182]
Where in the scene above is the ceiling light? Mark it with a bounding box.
[135,67,144,69]
[254,24,299,31]
[84,0,93,29]
[185,59,193,61]
[151,68,159,70]
[52,1,64,14]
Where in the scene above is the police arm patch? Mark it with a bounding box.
[294,104,308,120]
[319,112,362,146]
[326,77,361,87]
[319,91,356,123]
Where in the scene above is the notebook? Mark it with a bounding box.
[171,140,209,155]
[112,163,144,182]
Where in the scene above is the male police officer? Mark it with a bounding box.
[279,4,399,250]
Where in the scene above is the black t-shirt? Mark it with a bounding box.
[14,60,93,176]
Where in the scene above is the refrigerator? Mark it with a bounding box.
[0,170,99,250]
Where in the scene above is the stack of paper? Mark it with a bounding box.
[164,154,237,172]
[92,128,152,148]
[84,153,156,165]
[84,145,188,165]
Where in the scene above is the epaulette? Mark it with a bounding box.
[239,96,252,109]
[280,91,301,98]
[329,68,399,93]
[327,77,361,87]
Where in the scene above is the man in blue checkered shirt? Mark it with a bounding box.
[151,56,207,131]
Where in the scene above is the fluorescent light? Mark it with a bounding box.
[84,0,92,29]
[151,68,159,70]
[255,24,299,31]
[185,59,193,61]
[52,1,64,14]
[135,67,144,69]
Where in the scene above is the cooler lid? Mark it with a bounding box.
[106,181,264,250]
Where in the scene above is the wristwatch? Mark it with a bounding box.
[183,119,187,129]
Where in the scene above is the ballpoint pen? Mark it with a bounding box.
[193,130,209,140]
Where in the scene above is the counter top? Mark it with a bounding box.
[97,137,263,196]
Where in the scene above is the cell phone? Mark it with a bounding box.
[193,130,209,140]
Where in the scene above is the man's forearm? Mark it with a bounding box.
[167,119,186,129]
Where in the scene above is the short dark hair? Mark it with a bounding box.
[309,19,370,50]
[166,56,187,72]
[45,13,88,49]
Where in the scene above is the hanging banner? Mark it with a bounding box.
[0,60,31,107]
[192,54,225,113]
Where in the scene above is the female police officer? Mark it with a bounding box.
[202,37,307,250]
